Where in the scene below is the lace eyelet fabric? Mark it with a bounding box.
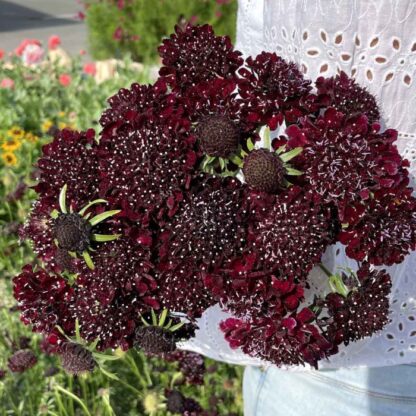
[180,0,416,369]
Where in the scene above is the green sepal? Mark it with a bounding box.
[89,210,121,226]
[229,154,243,167]
[159,309,168,327]
[75,319,82,343]
[219,157,226,170]
[92,233,121,242]
[247,138,255,151]
[341,223,349,229]
[285,167,304,176]
[59,184,68,213]
[169,322,185,332]
[276,145,287,155]
[280,147,303,162]
[82,251,95,270]
[79,199,107,216]
[141,316,150,327]
[151,309,158,326]
[263,127,271,150]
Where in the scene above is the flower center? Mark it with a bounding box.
[196,115,239,157]
[243,148,285,193]
[53,213,92,253]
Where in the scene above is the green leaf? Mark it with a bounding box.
[55,386,92,416]
[79,199,107,216]
[92,233,121,242]
[280,147,303,162]
[285,167,304,176]
[82,251,95,270]
[229,154,243,166]
[159,308,168,327]
[151,309,158,326]
[169,322,185,332]
[89,210,121,226]
[50,209,59,219]
[329,274,349,298]
[219,157,226,170]
[100,366,120,381]
[59,184,68,213]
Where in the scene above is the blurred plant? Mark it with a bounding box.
[83,0,237,64]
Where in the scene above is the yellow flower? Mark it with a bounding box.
[7,126,25,140]
[58,122,69,130]
[1,152,17,166]
[24,132,39,142]
[41,120,53,133]
[1,137,21,151]
[58,111,66,118]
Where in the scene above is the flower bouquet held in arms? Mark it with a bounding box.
[14,24,416,371]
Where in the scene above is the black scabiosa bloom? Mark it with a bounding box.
[323,264,392,345]
[8,350,37,373]
[59,342,96,375]
[34,128,99,209]
[165,389,203,415]
[238,52,312,129]
[157,175,247,317]
[13,265,74,334]
[99,122,198,223]
[164,351,206,385]
[158,24,243,91]
[316,71,381,124]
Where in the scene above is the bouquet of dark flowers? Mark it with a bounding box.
[14,24,416,371]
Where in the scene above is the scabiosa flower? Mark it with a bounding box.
[157,175,247,317]
[164,351,205,385]
[165,389,203,415]
[251,186,337,279]
[134,326,176,354]
[323,264,392,345]
[158,24,243,91]
[59,342,96,375]
[35,128,99,209]
[339,187,416,265]
[13,265,74,333]
[8,349,37,373]
[238,52,312,129]
[316,71,381,124]
[98,122,198,222]
[243,148,285,193]
[286,109,407,221]
[221,308,332,368]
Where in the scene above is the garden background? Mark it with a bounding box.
[0,1,243,415]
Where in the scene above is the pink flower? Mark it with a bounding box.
[117,0,125,9]
[215,10,222,18]
[0,78,14,89]
[130,35,140,42]
[15,39,41,56]
[79,49,86,56]
[48,35,61,50]
[22,44,44,65]
[83,62,96,76]
[59,74,72,87]
[78,11,85,20]
[113,26,123,41]
[0,49,4,60]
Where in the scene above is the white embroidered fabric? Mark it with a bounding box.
[180,0,416,369]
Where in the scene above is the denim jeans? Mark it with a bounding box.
[243,365,416,416]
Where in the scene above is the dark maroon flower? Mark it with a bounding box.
[238,52,312,129]
[134,326,176,354]
[220,308,332,368]
[316,71,381,124]
[34,128,99,209]
[8,349,37,373]
[286,109,408,221]
[98,122,198,223]
[323,264,392,345]
[243,148,285,193]
[165,389,203,415]
[250,186,337,278]
[0,369,6,379]
[59,342,96,375]
[158,24,243,91]
[53,213,92,253]
[13,265,74,334]
[157,175,247,317]
[99,80,170,130]
[184,79,259,157]
[6,181,27,202]
[164,351,205,385]
[339,187,416,265]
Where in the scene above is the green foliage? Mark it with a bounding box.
[0,55,243,415]
[85,0,238,63]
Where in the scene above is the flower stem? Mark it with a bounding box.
[319,263,332,277]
